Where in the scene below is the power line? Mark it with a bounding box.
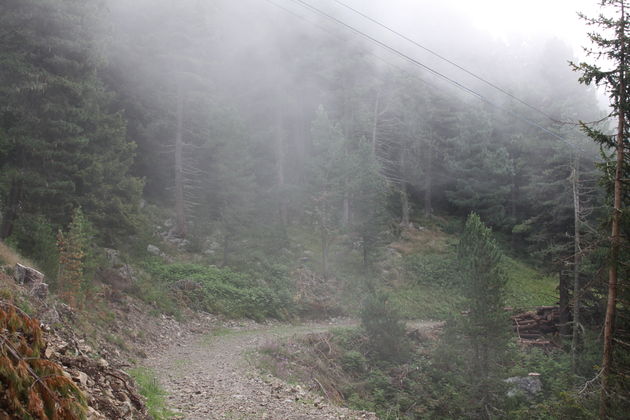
[331,0,565,123]
[262,0,436,88]
[283,0,572,143]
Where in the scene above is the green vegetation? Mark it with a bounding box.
[502,257,557,309]
[0,303,87,419]
[360,293,409,362]
[128,367,174,420]
[388,229,558,321]
[258,323,598,419]
[1,0,628,417]
[143,261,293,321]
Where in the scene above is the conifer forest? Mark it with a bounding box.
[1,0,629,419]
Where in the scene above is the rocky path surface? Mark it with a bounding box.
[146,321,377,420]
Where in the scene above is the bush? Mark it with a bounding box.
[0,303,87,419]
[340,350,367,373]
[403,253,459,287]
[144,261,293,320]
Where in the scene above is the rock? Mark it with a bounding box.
[39,306,61,326]
[12,263,48,299]
[14,263,45,286]
[30,282,49,299]
[97,358,109,368]
[45,346,55,359]
[147,244,161,256]
[74,371,89,387]
[103,248,122,266]
[87,406,107,420]
[505,374,543,399]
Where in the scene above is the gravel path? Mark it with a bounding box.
[146,322,377,420]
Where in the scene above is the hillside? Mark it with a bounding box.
[2,0,629,418]
[1,217,563,419]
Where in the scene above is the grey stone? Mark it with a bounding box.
[30,282,49,300]
[505,374,543,399]
[14,263,44,286]
[147,244,161,256]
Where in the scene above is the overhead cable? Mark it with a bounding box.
[283,0,571,143]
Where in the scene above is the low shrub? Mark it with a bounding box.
[144,261,293,320]
[403,253,459,287]
[0,302,87,419]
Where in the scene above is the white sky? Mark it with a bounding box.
[452,0,599,56]
[340,0,601,59]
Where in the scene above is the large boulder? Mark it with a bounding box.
[505,373,543,400]
[146,244,161,256]
[14,263,44,286]
[14,263,48,299]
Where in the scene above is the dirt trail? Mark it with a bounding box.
[146,321,377,420]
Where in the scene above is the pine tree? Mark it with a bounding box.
[572,1,630,415]
[0,0,142,243]
[458,212,509,418]
[349,138,389,270]
[445,109,515,230]
[307,108,351,278]
[57,208,91,308]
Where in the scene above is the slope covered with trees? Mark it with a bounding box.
[1,0,628,418]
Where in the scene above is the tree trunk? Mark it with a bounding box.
[510,164,518,250]
[174,80,187,238]
[275,95,288,227]
[342,190,350,227]
[601,4,625,415]
[341,78,352,228]
[559,270,570,339]
[401,184,410,228]
[571,161,582,373]
[362,233,368,270]
[424,140,433,217]
[321,224,329,279]
[400,149,410,227]
[222,233,229,267]
[371,90,380,156]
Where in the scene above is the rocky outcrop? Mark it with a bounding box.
[505,373,543,400]
[14,263,48,299]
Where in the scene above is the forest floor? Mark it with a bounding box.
[145,320,379,420]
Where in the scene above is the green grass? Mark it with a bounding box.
[143,260,293,321]
[502,256,557,310]
[389,284,465,320]
[388,241,557,319]
[128,367,175,420]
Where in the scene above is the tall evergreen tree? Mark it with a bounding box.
[458,212,509,418]
[307,108,351,278]
[349,138,389,270]
[445,109,515,229]
[572,1,630,415]
[0,0,142,244]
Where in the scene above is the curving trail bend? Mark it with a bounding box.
[146,322,378,420]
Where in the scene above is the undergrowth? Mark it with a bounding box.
[0,301,87,419]
[387,238,557,320]
[257,325,596,419]
[142,260,293,321]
